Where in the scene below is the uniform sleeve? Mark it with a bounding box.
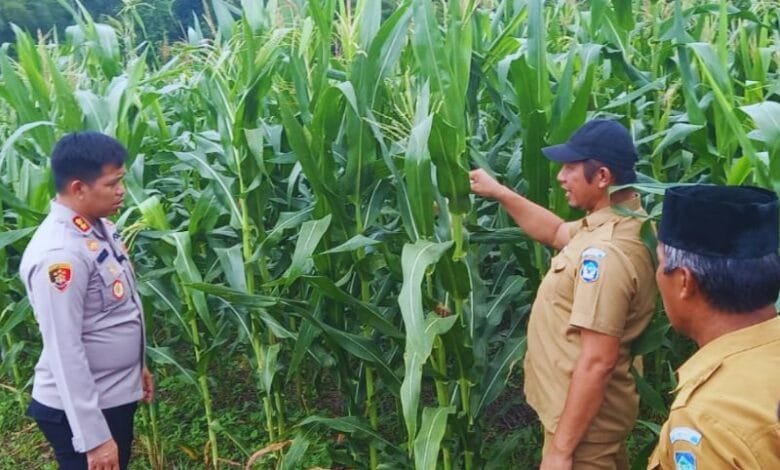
[650,407,762,469]
[569,244,633,337]
[28,250,112,453]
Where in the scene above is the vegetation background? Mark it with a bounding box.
[0,0,204,45]
[0,0,778,469]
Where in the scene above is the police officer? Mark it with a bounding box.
[649,185,780,469]
[470,120,656,469]
[20,132,153,470]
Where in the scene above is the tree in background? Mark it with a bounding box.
[0,0,205,46]
[0,0,70,44]
[171,0,205,34]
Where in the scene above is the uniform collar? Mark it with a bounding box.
[581,194,643,230]
[675,316,780,393]
[49,199,104,238]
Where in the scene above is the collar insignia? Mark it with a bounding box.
[72,216,91,233]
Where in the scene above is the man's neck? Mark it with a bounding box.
[590,188,636,213]
[692,304,777,347]
[56,195,98,225]
[610,187,636,205]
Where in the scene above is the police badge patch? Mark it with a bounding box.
[48,263,73,292]
[580,259,600,283]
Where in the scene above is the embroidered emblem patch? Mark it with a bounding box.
[48,263,72,291]
[670,427,702,446]
[112,279,125,300]
[72,216,91,232]
[581,247,607,259]
[86,239,99,251]
[580,259,600,283]
[674,451,696,470]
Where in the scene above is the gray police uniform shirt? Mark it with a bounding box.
[20,200,145,453]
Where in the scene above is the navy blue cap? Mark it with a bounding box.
[659,185,779,259]
[542,119,638,171]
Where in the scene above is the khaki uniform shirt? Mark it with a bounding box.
[20,200,145,452]
[649,316,780,469]
[524,196,656,442]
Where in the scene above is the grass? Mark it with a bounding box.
[0,351,336,470]
[0,338,666,469]
[0,391,56,470]
[0,356,549,469]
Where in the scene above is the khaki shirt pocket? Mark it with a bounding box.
[545,254,574,303]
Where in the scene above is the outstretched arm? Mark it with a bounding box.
[470,169,571,249]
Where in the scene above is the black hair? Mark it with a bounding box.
[662,244,780,313]
[582,158,637,185]
[52,132,127,192]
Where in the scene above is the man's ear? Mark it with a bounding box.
[679,267,700,300]
[67,179,88,200]
[597,166,613,189]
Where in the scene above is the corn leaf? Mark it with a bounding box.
[413,406,454,470]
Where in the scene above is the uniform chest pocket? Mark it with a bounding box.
[97,263,129,310]
[543,254,575,302]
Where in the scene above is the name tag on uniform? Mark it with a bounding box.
[670,427,702,446]
[581,247,606,259]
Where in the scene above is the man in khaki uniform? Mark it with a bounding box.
[471,119,656,469]
[649,185,780,469]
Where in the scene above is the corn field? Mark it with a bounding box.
[0,0,779,468]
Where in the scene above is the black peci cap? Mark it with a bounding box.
[542,119,638,171]
[659,185,779,259]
